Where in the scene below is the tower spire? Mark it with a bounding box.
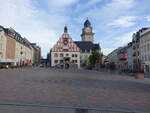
[64,26,68,33]
[81,19,94,42]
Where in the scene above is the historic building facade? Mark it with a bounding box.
[5,28,16,62]
[81,19,94,42]
[132,28,149,72]
[75,19,101,66]
[50,19,101,68]
[31,43,41,66]
[107,47,121,69]
[51,27,80,68]
[0,25,41,67]
[140,28,150,75]
[126,42,133,70]
[0,26,7,60]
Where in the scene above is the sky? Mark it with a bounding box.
[0,0,150,57]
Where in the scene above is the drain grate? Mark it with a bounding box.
[75,108,88,113]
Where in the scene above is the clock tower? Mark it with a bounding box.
[81,19,94,42]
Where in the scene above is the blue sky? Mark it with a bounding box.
[0,0,150,57]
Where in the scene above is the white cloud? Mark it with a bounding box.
[75,0,100,12]
[75,0,135,25]
[101,31,135,55]
[50,0,77,7]
[107,0,134,9]
[0,0,69,57]
[108,16,137,27]
[112,31,135,47]
[146,16,150,22]
[102,48,116,56]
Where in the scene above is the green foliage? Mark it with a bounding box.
[88,51,101,68]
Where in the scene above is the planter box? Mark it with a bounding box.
[135,73,144,79]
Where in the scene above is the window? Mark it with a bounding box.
[137,51,139,56]
[60,60,63,63]
[82,49,85,53]
[142,56,144,61]
[145,55,147,61]
[20,51,23,55]
[66,54,69,57]
[145,65,150,73]
[75,54,78,57]
[72,54,74,57]
[72,60,74,63]
[0,52,3,58]
[148,54,150,60]
[0,44,2,50]
[54,53,58,57]
[75,60,77,63]
[87,50,90,53]
[147,44,150,50]
[60,53,64,57]
[55,60,58,63]
[63,49,68,52]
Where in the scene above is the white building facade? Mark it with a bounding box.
[51,27,80,68]
[140,28,150,75]
[0,28,7,60]
[126,42,133,70]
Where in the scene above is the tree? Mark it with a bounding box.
[88,51,101,68]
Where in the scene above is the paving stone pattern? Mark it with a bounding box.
[0,67,150,113]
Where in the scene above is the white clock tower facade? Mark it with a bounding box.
[81,19,94,42]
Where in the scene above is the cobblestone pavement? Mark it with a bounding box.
[0,67,150,113]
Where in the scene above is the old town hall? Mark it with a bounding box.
[50,19,101,68]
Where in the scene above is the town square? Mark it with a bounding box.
[0,67,150,113]
[1,0,150,113]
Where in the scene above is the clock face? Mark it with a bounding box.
[63,38,68,45]
[85,27,91,33]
